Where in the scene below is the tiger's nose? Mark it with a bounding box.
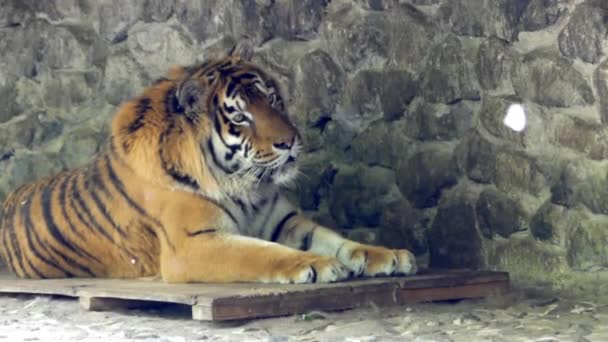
[273,135,297,151]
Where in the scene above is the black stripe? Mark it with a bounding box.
[127,97,152,134]
[223,103,237,114]
[226,81,237,98]
[216,127,243,157]
[137,224,160,264]
[136,249,155,274]
[159,123,201,190]
[45,240,95,277]
[140,247,155,266]
[232,72,257,81]
[310,266,317,283]
[3,191,36,277]
[40,176,91,256]
[103,155,163,227]
[86,177,128,238]
[213,110,223,136]
[70,174,137,262]
[271,211,297,242]
[243,139,251,158]
[68,176,99,236]
[207,139,236,174]
[5,201,28,277]
[335,242,346,258]
[187,228,217,237]
[25,257,46,278]
[59,173,87,241]
[299,227,316,251]
[214,111,243,156]
[21,191,71,277]
[141,223,156,237]
[140,222,170,253]
[9,229,29,277]
[1,224,8,266]
[1,201,19,275]
[70,174,116,243]
[227,123,241,137]
[217,61,232,70]
[158,139,239,227]
[103,156,172,251]
[109,138,130,168]
[89,162,112,198]
[220,66,241,76]
[0,227,14,272]
[46,174,104,266]
[165,86,184,115]
[168,171,200,190]
[122,97,152,153]
[250,202,259,213]
[231,197,248,215]
[29,221,75,277]
[192,60,214,76]
[260,192,279,239]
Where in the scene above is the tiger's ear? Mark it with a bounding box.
[176,79,205,113]
[228,39,254,61]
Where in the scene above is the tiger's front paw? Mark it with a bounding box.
[337,243,417,277]
[269,255,350,284]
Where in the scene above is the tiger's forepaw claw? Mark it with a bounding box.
[337,243,417,278]
[271,256,350,284]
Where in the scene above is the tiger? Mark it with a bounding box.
[0,44,417,284]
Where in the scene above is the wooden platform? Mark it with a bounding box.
[0,270,509,321]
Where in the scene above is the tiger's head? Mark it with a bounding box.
[113,44,302,197]
[176,46,305,194]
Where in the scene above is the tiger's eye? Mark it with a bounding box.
[233,113,246,123]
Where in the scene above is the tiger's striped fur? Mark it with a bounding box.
[0,47,417,283]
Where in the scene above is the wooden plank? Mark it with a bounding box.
[0,269,509,321]
[0,275,99,297]
[398,281,510,304]
[80,296,164,311]
[397,270,509,289]
[76,281,204,305]
[193,271,510,321]
[198,281,400,321]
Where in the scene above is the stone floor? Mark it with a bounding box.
[0,288,606,341]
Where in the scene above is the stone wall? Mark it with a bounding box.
[1,0,608,294]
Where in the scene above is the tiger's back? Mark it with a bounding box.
[0,153,160,279]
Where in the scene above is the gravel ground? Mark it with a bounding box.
[0,290,606,342]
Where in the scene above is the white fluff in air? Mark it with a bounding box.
[504,104,527,132]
